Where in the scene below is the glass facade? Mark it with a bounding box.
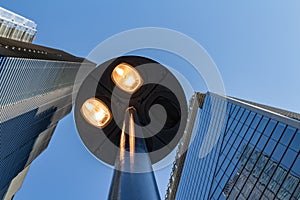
[0,56,82,107]
[166,92,300,200]
[0,38,95,199]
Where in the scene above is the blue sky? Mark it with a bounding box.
[1,1,300,199]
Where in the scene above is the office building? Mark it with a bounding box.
[0,7,37,43]
[165,92,300,200]
[0,36,94,200]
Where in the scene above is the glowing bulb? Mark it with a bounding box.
[80,98,112,128]
[115,67,124,76]
[123,76,135,87]
[111,63,143,94]
[85,102,94,111]
[94,109,105,121]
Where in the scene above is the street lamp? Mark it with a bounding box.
[111,62,143,94]
[80,98,112,128]
[74,56,187,200]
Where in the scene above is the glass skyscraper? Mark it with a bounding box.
[165,92,300,200]
[0,36,94,199]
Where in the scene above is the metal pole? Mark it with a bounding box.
[108,107,161,200]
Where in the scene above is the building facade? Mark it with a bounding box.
[165,92,300,200]
[0,37,94,199]
[0,7,37,43]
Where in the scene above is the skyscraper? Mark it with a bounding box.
[0,31,94,200]
[165,92,300,200]
[0,7,37,43]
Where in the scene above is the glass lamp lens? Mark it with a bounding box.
[111,63,143,94]
[80,98,112,128]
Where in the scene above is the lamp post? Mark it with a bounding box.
[74,56,187,200]
[108,107,161,200]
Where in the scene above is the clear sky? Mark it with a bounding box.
[1,1,300,199]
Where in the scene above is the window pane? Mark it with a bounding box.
[264,119,277,137]
[292,183,300,199]
[244,128,255,142]
[271,144,286,162]
[245,112,255,126]
[231,106,239,118]
[291,155,300,177]
[250,115,262,129]
[240,110,250,123]
[239,126,248,139]
[290,130,300,152]
[281,149,297,170]
[277,173,299,199]
[280,126,297,147]
[257,117,269,133]
[272,122,286,141]
[250,131,261,146]
[257,135,268,151]
[268,167,287,194]
[236,108,245,120]
[264,139,276,156]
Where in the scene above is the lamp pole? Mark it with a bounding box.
[108,107,161,200]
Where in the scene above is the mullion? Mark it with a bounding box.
[224,115,264,199]
[213,107,243,181]
[290,181,300,199]
[210,112,257,199]
[208,103,234,198]
[234,118,270,199]
[268,129,299,199]
[221,107,243,153]
[238,119,276,198]
[225,106,240,132]
[257,127,296,199]
[214,123,257,199]
[197,98,225,199]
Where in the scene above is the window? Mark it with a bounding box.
[235,108,245,120]
[256,117,269,133]
[264,139,276,156]
[249,131,261,146]
[272,123,286,141]
[257,135,268,151]
[244,128,255,142]
[281,149,297,170]
[268,167,287,194]
[279,126,296,147]
[292,155,300,177]
[250,115,262,129]
[272,143,286,163]
[290,130,300,152]
[263,119,277,137]
[240,110,250,123]
[245,112,255,126]
[277,174,299,199]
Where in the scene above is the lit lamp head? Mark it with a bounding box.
[74,56,187,167]
[80,98,112,128]
[111,63,143,94]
